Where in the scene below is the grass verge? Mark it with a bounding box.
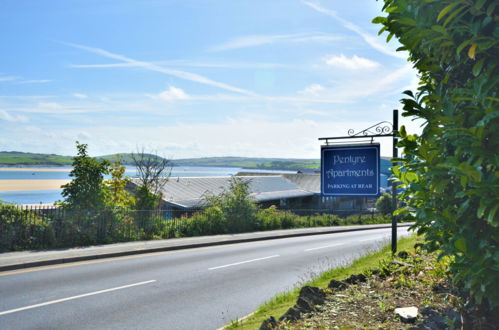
[227,235,421,329]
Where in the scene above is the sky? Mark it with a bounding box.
[0,0,423,159]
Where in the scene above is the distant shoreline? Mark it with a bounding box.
[0,167,72,172]
[0,180,71,192]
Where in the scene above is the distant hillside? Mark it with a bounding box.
[0,151,73,166]
[97,153,159,165]
[0,152,393,174]
[172,157,320,171]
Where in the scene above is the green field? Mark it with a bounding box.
[0,151,73,166]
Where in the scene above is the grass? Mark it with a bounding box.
[0,151,73,165]
[227,235,420,329]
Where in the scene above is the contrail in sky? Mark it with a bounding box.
[64,42,257,96]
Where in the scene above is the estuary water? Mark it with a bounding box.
[0,166,292,204]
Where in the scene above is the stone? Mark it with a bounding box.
[391,260,414,268]
[328,279,348,290]
[296,297,316,313]
[345,274,367,285]
[298,286,325,305]
[279,306,302,322]
[414,243,424,250]
[397,250,410,259]
[259,316,278,330]
[395,306,418,323]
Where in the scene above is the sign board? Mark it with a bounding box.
[321,144,380,197]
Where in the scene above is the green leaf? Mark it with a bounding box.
[431,25,447,34]
[443,5,468,27]
[454,238,467,253]
[475,0,487,9]
[372,16,387,24]
[399,125,407,138]
[456,40,472,55]
[486,2,498,16]
[397,18,417,26]
[437,1,462,22]
[402,90,414,97]
[487,204,499,226]
[477,201,487,218]
[472,58,485,76]
[394,207,410,216]
[385,6,399,13]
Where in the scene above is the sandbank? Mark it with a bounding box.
[0,167,71,172]
[0,180,71,192]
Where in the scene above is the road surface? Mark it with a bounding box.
[0,227,411,329]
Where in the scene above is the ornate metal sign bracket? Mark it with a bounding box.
[319,120,395,145]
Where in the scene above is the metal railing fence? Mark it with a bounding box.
[0,204,387,252]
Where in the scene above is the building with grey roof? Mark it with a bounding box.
[129,173,380,217]
[129,175,316,212]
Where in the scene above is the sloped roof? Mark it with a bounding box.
[130,176,315,209]
[282,173,320,193]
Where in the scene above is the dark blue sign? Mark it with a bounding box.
[321,144,380,197]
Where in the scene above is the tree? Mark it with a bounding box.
[374,0,498,312]
[61,142,110,210]
[206,176,258,233]
[131,148,171,210]
[103,156,135,208]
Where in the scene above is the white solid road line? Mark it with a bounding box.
[304,243,344,252]
[208,255,280,270]
[0,280,156,316]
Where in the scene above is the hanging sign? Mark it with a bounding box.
[321,144,380,197]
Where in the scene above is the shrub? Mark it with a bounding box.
[0,203,54,251]
[375,0,499,309]
[206,177,258,233]
[256,206,300,230]
[376,193,393,215]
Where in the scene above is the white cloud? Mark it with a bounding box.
[294,64,415,103]
[325,54,380,70]
[0,109,28,123]
[11,102,98,114]
[155,86,189,101]
[72,93,89,99]
[0,76,17,82]
[65,42,256,96]
[301,1,406,59]
[208,33,342,52]
[0,76,52,84]
[17,79,52,84]
[70,60,288,70]
[299,84,325,96]
[7,118,401,158]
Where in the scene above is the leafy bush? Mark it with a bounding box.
[376,193,394,215]
[375,0,499,309]
[175,207,226,237]
[256,206,300,230]
[0,203,54,251]
[206,177,258,233]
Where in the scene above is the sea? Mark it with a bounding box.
[0,166,292,205]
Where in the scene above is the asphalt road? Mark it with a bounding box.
[0,227,411,330]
